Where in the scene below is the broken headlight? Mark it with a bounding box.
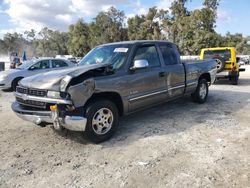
[47,91,61,99]
[60,75,72,92]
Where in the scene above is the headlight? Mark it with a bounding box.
[0,74,7,81]
[60,75,72,91]
[47,91,61,99]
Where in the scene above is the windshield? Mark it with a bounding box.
[79,44,131,69]
[17,60,36,69]
[204,49,231,61]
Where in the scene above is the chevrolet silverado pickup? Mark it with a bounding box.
[12,41,217,143]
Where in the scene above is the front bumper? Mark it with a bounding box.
[12,102,87,131]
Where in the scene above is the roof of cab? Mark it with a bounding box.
[100,40,173,46]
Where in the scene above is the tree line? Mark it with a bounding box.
[0,0,249,58]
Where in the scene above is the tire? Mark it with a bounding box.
[84,100,119,143]
[191,79,209,104]
[11,77,23,91]
[231,75,239,85]
[214,58,225,73]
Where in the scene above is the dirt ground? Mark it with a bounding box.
[0,66,249,188]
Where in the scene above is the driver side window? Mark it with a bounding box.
[30,60,50,70]
[133,45,160,68]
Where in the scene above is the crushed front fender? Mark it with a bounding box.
[67,78,95,108]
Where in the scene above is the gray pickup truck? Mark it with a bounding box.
[12,41,217,143]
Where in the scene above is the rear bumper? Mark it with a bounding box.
[11,102,87,131]
[239,68,245,72]
[216,71,240,78]
[216,71,229,78]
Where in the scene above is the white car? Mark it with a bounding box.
[0,58,75,90]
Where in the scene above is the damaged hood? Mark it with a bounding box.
[19,63,110,90]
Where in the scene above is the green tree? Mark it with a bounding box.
[24,29,36,41]
[50,31,69,55]
[2,32,25,55]
[222,32,249,54]
[162,0,221,54]
[36,27,54,56]
[0,39,7,54]
[128,7,168,40]
[89,7,127,48]
[24,29,38,56]
[35,28,69,56]
[68,19,90,57]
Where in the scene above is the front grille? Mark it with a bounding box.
[28,89,47,97]
[16,86,47,108]
[16,97,46,108]
[16,86,47,97]
[16,86,28,94]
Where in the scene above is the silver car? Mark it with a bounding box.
[0,58,75,90]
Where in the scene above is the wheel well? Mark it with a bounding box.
[86,92,124,116]
[199,73,211,83]
[12,76,23,82]
[12,77,23,87]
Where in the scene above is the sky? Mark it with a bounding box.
[0,0,249,39]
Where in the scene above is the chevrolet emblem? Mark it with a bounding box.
[22,94,28,101]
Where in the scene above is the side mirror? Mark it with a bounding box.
[130,59,149,71]
[29,66,35,71]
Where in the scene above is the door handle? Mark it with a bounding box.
[159,72,165,77]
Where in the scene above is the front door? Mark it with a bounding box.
[127,44,167,112]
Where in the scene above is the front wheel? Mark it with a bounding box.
[84,100,119,143]
[191,79,209,104]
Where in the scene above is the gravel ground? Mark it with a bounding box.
[0,66,250,188]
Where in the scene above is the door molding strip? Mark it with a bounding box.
[129,84,186,102]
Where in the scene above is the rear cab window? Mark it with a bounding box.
[159,43,181,65]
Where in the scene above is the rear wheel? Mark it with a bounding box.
[191,79,208,104]
[84,100,119,143]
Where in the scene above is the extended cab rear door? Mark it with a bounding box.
[158,43,186,99]
[127,43,167,112]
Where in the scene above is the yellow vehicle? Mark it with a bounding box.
[200,47,245,85]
